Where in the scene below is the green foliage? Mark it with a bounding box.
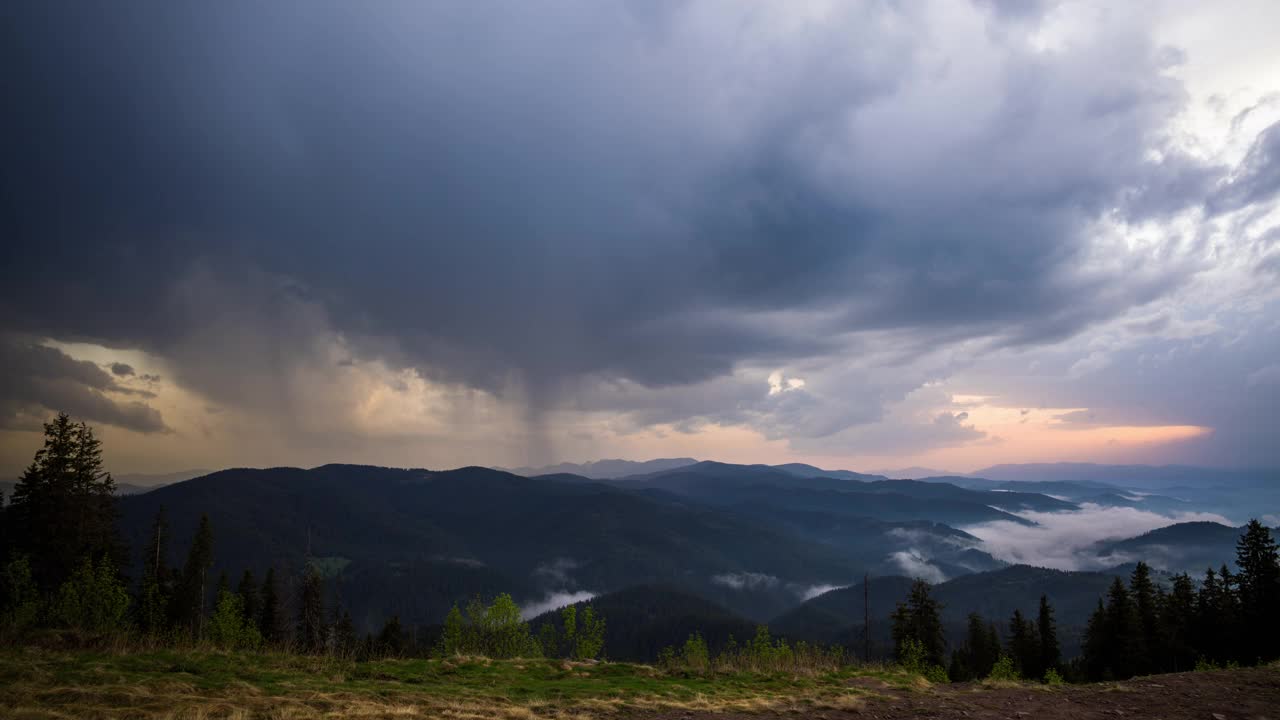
[1043,667,1064,685]
[49,555,130,635]
[572,605,606,660]
[680,631,710,672]
[437,594,540,658]
[207,588,262,650]
[0,554,41,633]
[987,654,1019,681]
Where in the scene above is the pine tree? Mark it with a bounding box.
[1103,577,1138,679]
[296,565,326,653]
[259,567,283,645]
[1218,563,1242,664]
[137,506,172,636]
[237,570,259,629]
[890,579,946,667]
[1161,573,1197,672]
[378,615,406,656]
[9,414,124,590]
[171,514,214,639]
[1007,609,1039,679]
[1130,562,1158,675]
[1082,599,1108,680]
[1235,519,1280,663]
[334,609,356,657]
[1196,567,1224,663]
[1037,595,1061,678]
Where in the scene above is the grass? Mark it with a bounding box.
[0,647,922,719]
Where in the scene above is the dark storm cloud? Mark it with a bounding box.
[110,363,135,378]
[0,338,167,433]
[0,2,1274,448]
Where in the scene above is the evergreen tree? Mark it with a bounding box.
[1130,562,1158,675]
[950,612,998,680]
[1161,573,1197,672]
[259,567,283,645]
[890,579,946,667]
[1007,609,1039,679]
[1218,563,1242,664]
[9,414,124,590]
[137,506,172,636]
[237,570,259,629]
[378,615,406,656]
[296,566,326,653]
[1082,599,1108,680]
[1102,577,1138,679]
[1036,595,1061,678]
[207,584,262,650]
[1235,519,1280,662]
[334,609,357,656]
[171,514,214,639]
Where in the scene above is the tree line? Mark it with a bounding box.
[0,413,609,661]
[3,413,1277,681]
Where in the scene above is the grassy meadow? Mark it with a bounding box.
[0,645,922,719]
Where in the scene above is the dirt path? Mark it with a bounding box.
[633,667,1279,720]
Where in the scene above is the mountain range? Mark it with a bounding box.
[105,458,1276,644]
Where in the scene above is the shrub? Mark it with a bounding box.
[987,654,1020,681]
[49,555,129,635]
[0,555,40,634]
[681,631,710,672]
[437,594,540,658]
[1043,668,1064,685]
[207,589,262,650]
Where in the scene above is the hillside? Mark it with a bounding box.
[117,464,861,627]
[1092,521,1278,575]
[529,585,758,661]
[770,566,1122,656]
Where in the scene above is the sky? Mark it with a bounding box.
[2,0,1279,477]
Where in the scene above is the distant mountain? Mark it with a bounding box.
[614,461,1058,526]
[529,585,758,661]
[506,458,698,479]
[771,565,1122,657]
[115,469,210,487]
[772,463,887,482]
[872,467,961,479]
[973,463,1279,490]
[117,464,862,628]
[2,478,161,504]
[1092,521,1275,575]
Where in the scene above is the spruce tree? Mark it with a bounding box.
[1130,562,1158,675]
[237,570,259,629]
[1037,595,1061,678]
[378,615,406,656]
[296,565,326,653]
[9,414,124,590]
[1082,599,1108,680]
[1103,577,1137,679]
[259,567,283,645]
[1235,519,1280,662]
[137,506,172,636]
[1007,609,1039,679]
[171,514,214,639]
[890,579,946,667]
[1161,573,1196,672]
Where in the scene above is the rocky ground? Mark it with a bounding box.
[636,666,1279,720]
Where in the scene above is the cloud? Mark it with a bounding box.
[962,505,1234,571]
[796,583,847,601]
[887,550,948,584]
[711,571,780,591]
[1,2,1278,467]
[520,591,596,620]
[0,337,168,434]
[109,363,135,377]
[533,558,580,586]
